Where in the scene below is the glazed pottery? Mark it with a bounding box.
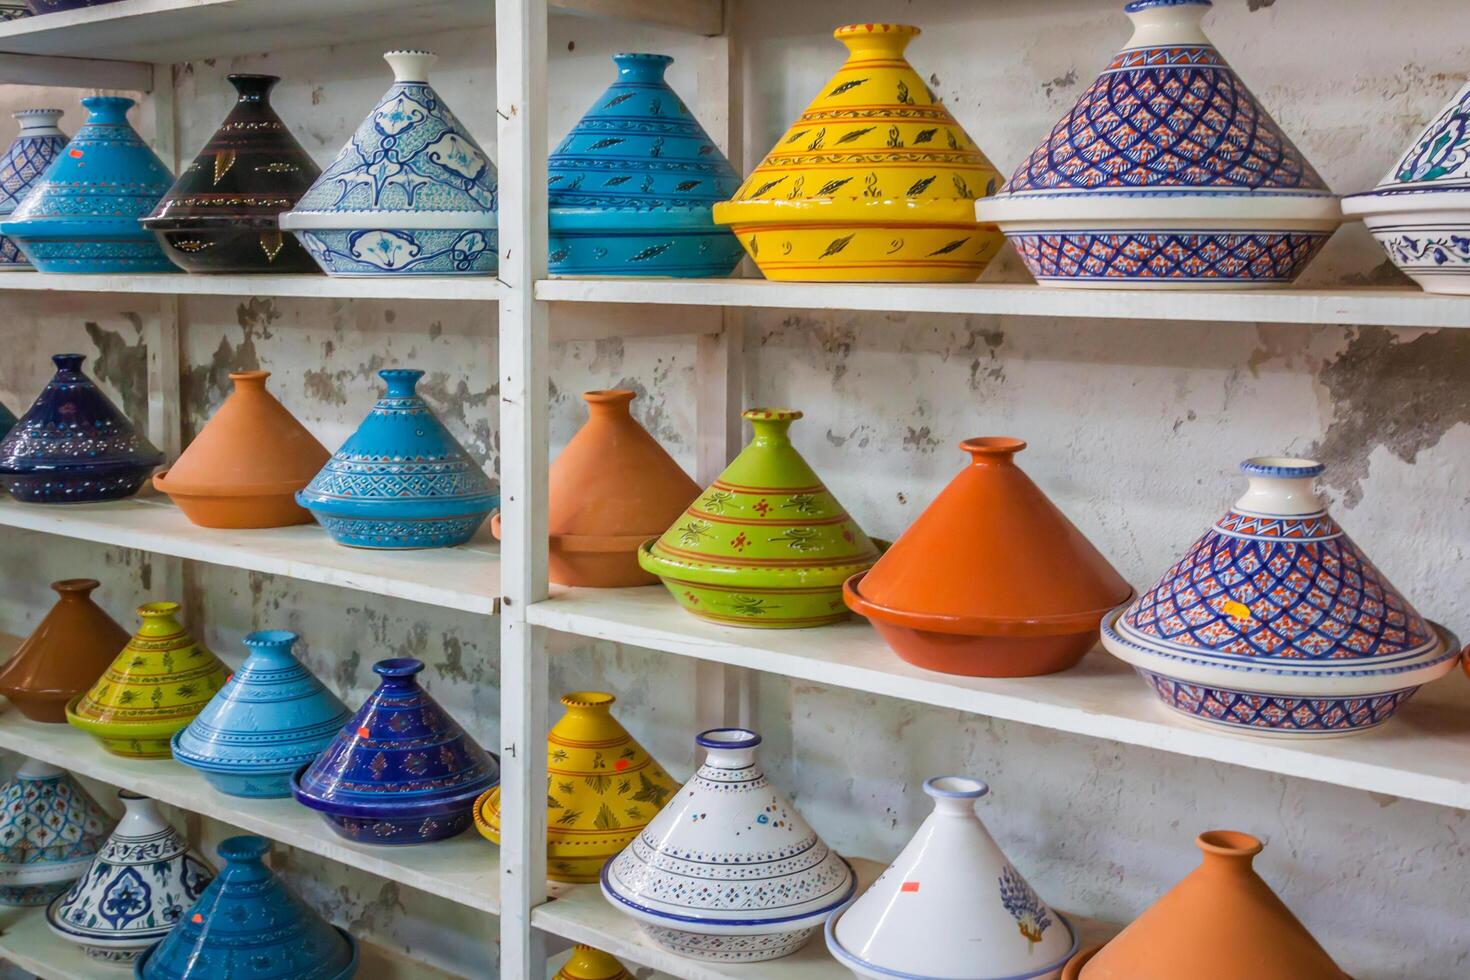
[142,75,322,274]
[0,3,29,21]
[292,658,499,845]
[133,835,357,980]
[548,53,742,277]
[47,791,215,965]
[0,760,112,907]
[280,50,497,277]
[67,602,229,758]
[713,24,1004,282]
[0,353,164,504]
[1102,457,1458,738]
[1343,79,1470,293]
[0,96,176,273]
[297,368,498,549]
[0,109,68,270]
[556,945,632,980]
[1062,831,1348,980]
[171,630,350,799]
[23,0,124,10]
[975,0,1340,288]
[639,408,879,628]
[474,691,681,883]
[154,370,329,529]
[828,776,1076,980]
[0,578,129,723]
[845,438,1132,677]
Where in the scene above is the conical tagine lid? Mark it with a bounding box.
[0,760,112,905]
[1344,78,1470,219]
[0,109,69,268]
[557,945,632,980]
[0,578,130,723]
[829,777,1075,980]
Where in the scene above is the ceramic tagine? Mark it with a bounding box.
[134,835,358,980]
[713,24,1005,282]
[23,0,124,11]
[142,75,323,274]
[548,53,742,277]
[280,50,498,276]
[292,658,499,845]
[1,96,176,273]
[0,760,112,907]
[556,946,632,980]
[0,109,69,270]
[1102,457,1458,738]
[0,354,164,504]
[828,777,1076,980]
[474,692,681,883]
[297,368,498,549]
[0,578,129,723]
[171,630,350,799]
[845,438,1132,677]
[1342,78,1470,293]
[1063,831,1348,979]
[154,370,329,529]
[67,602,229,758]
[640,409,879,628]
[975,0,1340,288]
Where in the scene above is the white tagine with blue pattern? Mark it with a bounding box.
[601,728,855,963]
[0,109,68,271]
[1101,457,1459,740]
[279,50,497,277]
[0,760,112,908]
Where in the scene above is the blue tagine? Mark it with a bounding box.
[171,630,351,799]
[134,836,357,980]
[548,53,743,277]
[0,109,69,271]
[297,368,498,549]
[0,97,176,274]
[280,50,497,276]
[0,760,112,907]
[292,658,499,845]
[0,353,164,503]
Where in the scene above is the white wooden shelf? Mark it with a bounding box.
[527,586,1470,811]
[0,496,501,615]
[0,271,502,303]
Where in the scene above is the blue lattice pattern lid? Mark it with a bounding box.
[0,109,67,215]
[0,761,111,882]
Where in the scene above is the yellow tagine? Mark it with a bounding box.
[556,945,632,980]
[474,692,680,883]
[713,23,1004,282]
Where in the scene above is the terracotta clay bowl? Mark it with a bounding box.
[490,514,658,588]
[1061,946,1101,979]
[1462,644,1469,681]
[153,470,314,529]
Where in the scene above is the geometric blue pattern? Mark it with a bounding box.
[0,112,68,268]
[1139,668,1418,734]
[1010,229,1329,284]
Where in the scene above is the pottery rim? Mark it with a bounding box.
[131,925,360,980]
[637,537,888,591]
[826,905,1078,980]
[845,569,1134,637]
[290,760,500,822]
[65,692,196,743]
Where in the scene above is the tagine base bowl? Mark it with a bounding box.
[147,226,321,276]
[3,469,152,504]
[132,924,361,980]
[310,510,492,550]
[153,471,315,529]
[1350,208,1470,295]
[0,881,72,907]
[639,923,818,963]
[66,695,181,758]
[548,211,743,279]
[290,226,498,278]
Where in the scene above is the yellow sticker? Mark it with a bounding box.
[1220,599,1252,623]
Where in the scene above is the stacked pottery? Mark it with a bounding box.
[602,728,855,962]
[280,50,498,276]
[1102,457,1458,738]
[639,408,880,628]
[47,791,215,965]
[0,760,112,907]
[153,370,329,528]
[548,53,743,277]
[845,438,1132,676]
[0,578,129,722]
[556,946,633,980]
[0,354,164,503]
[297,369,498,549]
[713,24,1005,282]
[474,692,681,883]
[975,0,1340,288]
[171,630,350,798]
[828,777,1076,980]
[142,74,322,274]
[134,835,358,980]
[0,109,68,270]
[66,602,229,758]
[292,658,499,844]
[1,96,176,273]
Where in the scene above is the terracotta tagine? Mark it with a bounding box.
[1062,831,1349,980]
[975,0,1340,288]
[0,109,68,271]
[0,578,130,722]
[474,691,681,883]
[66,602,229,758]
[142,74,322,274]
[556,945,632,980]
[0,354,164,503]
[0,760,112,907]
[154,370,329,529]
[639,408,880,628]
[845,438,1132,676]
[713,24,1004,282]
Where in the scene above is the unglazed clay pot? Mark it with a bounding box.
[0,109,68,270]
[556,946,632,980]
[154,371,329,529]
[845,438,1132,676]
[0,578,129,722]
[0,760,112,907]
[1062,831,1349,980]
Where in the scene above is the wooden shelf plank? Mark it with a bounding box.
[0,271,501,302]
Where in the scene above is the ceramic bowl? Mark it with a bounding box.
[1341,194,1470,294]
[171,750,298,799]
[65,693,189,758]
[152,471,314,529]
[286,223,498,277]
[133,926,359,980]
[549,207,741,277]
[290,763,480,845]
[143,220,321,275]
